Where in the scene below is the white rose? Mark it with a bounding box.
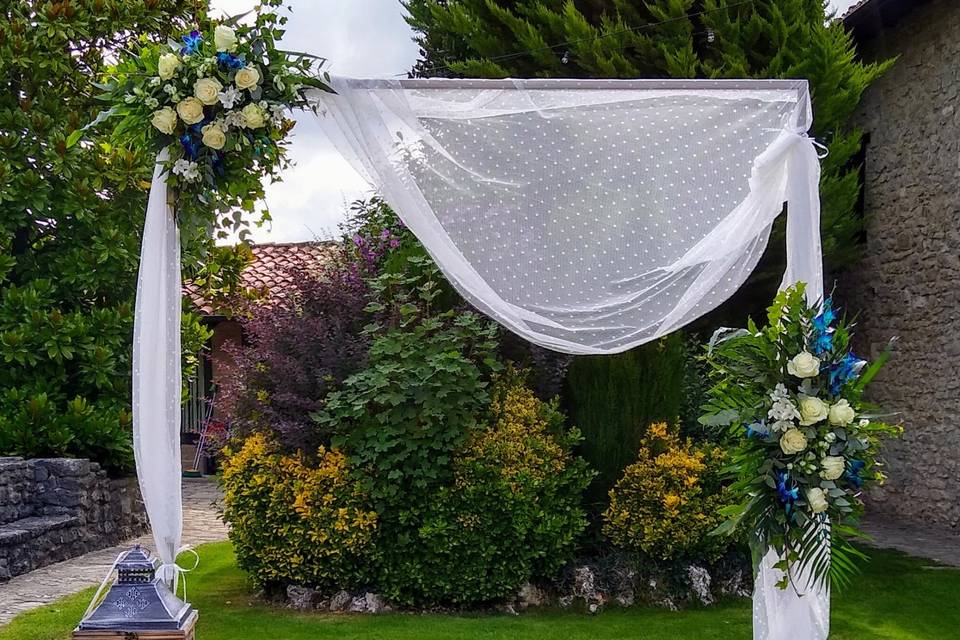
[193,77,223,106]
[150,106,177,134]
[234,66,261,91]
[201,124,226,150]
[157,53,181,80]
[829,399,856,426]
[806,487,829,514]
[787,351,820,378]
[214,25,238,52]
[241,103,266,128]
[798,395,829,426]
[176,97,205,125]
[819,456,845,481]
[780,428,808,455]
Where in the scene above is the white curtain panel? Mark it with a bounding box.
[133,148,183,582]
[311,77,827,639]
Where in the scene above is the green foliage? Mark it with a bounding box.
[603,422,734,561]
[405,0,893,310]
[0,0,217,472]
[314,310,502,507]
[220,433,378,593]
[564,334,686,509]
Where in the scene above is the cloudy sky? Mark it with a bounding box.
[211,0,862,244]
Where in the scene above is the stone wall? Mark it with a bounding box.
[839,0,960,529]
[0,457,148,580]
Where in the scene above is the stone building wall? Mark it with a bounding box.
[0,457,148,580]
[839,0,960,529]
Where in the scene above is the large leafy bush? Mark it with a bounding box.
[373,369,592,606]
[0,0,219,473]
[603,423,733,561]
[221,433,378,593]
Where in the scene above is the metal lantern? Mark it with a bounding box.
[74,545,197,639]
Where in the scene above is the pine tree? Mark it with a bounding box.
[404,0,892,310]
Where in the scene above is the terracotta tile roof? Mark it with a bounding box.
[184,241,339,315]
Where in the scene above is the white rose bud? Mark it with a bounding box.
[201,124,227,150]
[779,428,808,455]
[828,399,856,426]
[176,97,205,125]
[798,395,829,426]
[234,66,261,91]
[787,351,821,378]
[150,106,178,135]
[157,52,181,80]
[241,103,266,128]
[193,77,223,106]
[214,25,238,52]
[819,456,845,481]
[806,487,829,513]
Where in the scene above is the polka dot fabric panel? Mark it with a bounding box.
[314,78,822,354]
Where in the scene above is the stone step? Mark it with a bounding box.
[0,514,81,546]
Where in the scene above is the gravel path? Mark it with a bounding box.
[860,515,960,568]
[0,477,228,626]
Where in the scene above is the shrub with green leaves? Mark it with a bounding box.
[314,310,502,507]
[377,368,593,606]
[0,0,222,473]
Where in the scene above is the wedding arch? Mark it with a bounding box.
[134,77,826,639]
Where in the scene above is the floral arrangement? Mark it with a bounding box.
[76,2,331,243]
[702,283,900,590]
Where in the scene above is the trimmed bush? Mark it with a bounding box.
[220,433,378,593]
[376,369,593,606]
[603,423,732,561]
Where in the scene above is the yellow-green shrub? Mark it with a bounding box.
[221,433,378,592]
[376,368,593,605]
[603,423,732,561]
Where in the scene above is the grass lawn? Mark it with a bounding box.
[3,542,957,640]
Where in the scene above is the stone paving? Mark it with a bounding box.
[0,477,228,626]
[860,515,960,568]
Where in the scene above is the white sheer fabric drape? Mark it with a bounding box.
[313,77,823,355]
[133,148,183,583]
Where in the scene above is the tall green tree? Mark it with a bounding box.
[0,0,214,472]
[404,0,891,312]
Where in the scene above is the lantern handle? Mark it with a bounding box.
[82,551,127,620]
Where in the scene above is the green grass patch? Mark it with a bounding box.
[3,542,957,640]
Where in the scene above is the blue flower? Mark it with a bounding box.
[828,352,867,395]
[180,30,203,55]
[846,459,866,489]
[813,298,836,333]
[745,421,769,439]
[179,133,201,161]
[776,472,799,504]
[810,298,836,356]
[216,52,246,70]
